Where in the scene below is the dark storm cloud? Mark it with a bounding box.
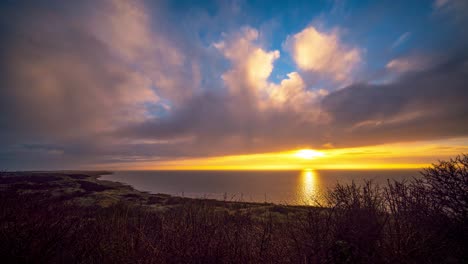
[321,53,468,147]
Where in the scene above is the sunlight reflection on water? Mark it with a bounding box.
[297,169,322,205]
[102,169,419,205]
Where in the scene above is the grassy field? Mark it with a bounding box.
[1,156,467,263]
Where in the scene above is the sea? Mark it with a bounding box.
[101,169,421,205]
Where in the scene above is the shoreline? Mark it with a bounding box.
[96,171,332,209]
[0,170,313,214]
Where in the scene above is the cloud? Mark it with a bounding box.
[322,53,468,147]
[89,0,199,104]
[286,26,361,82]
[433,0,468,21]
[0,5,158,138]
[434,0,451,9]
[390,32,411,49]
[117,50,468,159]
[266,72,328,113]
[115,28,330,159]
[433,0,468,10]
[386,56,430,73]
[214,27,326,112]
[0,0,199,168]
[0,1,467,169]
[214,28,280,96]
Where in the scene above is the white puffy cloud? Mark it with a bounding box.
[287,26,361,82]
[214,28,279,95]
[215,27,325,112]
[266,72,328,112]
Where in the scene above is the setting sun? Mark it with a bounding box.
[295,149,325,159]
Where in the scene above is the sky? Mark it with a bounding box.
[0,0,467,170]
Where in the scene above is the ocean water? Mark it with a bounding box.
[101,169,421,205]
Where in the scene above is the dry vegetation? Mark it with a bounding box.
[1,155,467,263]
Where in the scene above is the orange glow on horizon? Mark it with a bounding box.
[93,137,468,171]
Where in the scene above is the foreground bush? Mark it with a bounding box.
[0,155,467,263]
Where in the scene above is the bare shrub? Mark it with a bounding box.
[419,154,468,223]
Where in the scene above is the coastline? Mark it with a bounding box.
[0,170,310,216]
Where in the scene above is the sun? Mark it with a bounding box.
[295,149,325,160]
